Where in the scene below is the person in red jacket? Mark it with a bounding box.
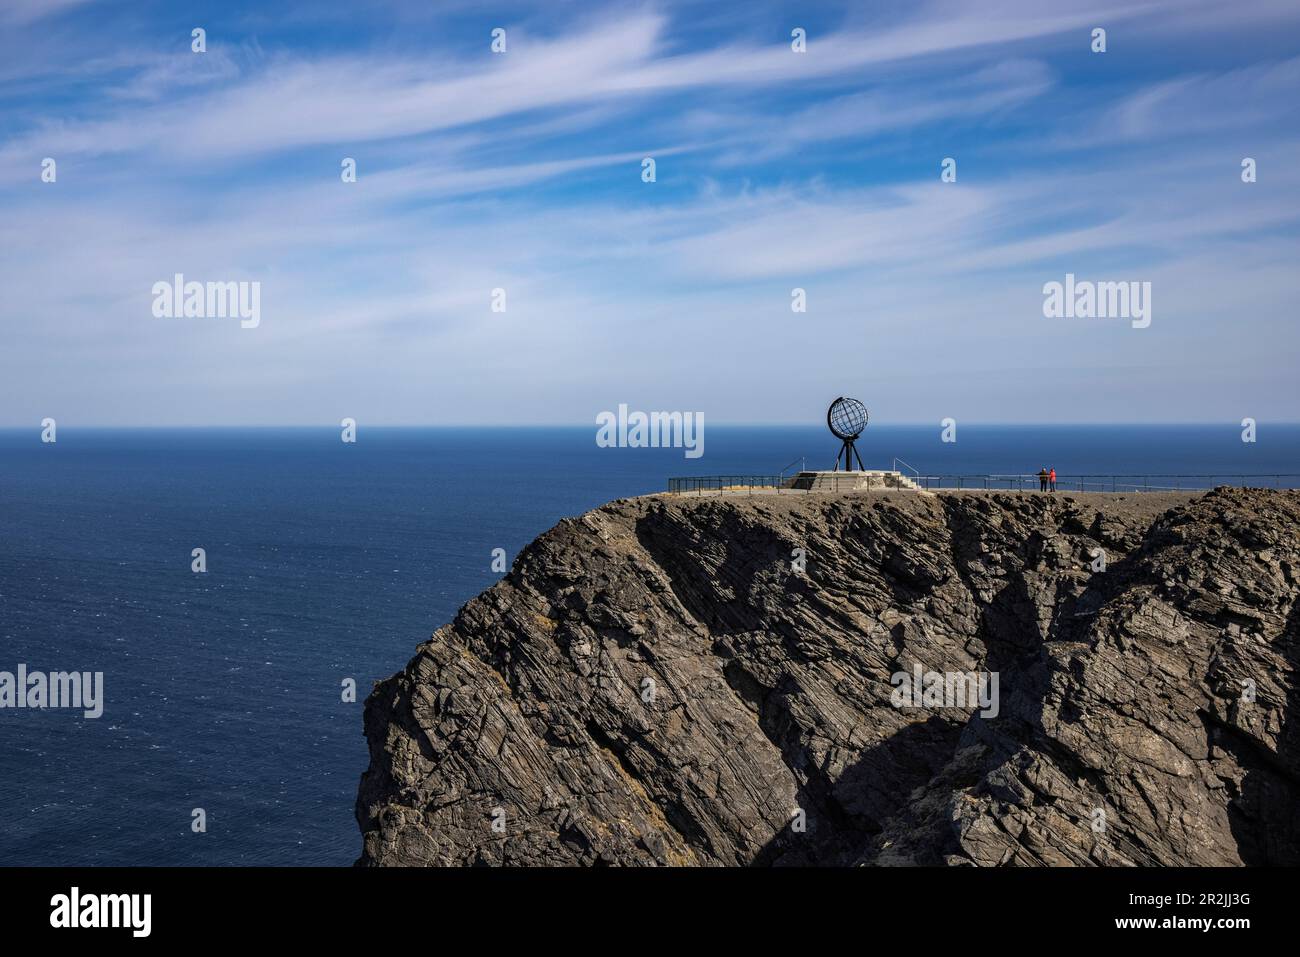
[1049,467,1057,492]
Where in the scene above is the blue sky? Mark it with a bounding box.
[1,0,1298,425]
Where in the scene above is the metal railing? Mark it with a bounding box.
[778,456,806,483]
[913,474,1300,492]
[893,457,921,486]
[667,473,1300,495]
[668,472,920,494]
[667,475,789,495]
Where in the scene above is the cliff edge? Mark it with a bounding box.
[356,487,1300,866]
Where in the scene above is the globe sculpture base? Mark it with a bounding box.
[790,470,918,491]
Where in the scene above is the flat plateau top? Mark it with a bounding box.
[642,486,1294,525]
[650,487,1300,533]
[655,487,1212,503]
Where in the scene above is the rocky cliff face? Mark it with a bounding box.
[356,487,1300,866]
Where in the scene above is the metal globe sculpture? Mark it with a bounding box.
[828,397,868,440]
[827,396,868,471]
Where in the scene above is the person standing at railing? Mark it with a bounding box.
[1038,467,1049,492]
[1049,467,1057,492]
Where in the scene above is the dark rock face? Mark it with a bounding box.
[356,488,1300,866]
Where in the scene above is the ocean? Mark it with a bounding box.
[2,424,1298,865]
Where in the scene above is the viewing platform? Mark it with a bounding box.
[789,469,924,491]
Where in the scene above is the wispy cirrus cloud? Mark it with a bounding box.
[0,2,1155,173]
[0,0,97,25]
[1,0,1298,425]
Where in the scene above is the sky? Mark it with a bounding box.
[1,0,1298,426]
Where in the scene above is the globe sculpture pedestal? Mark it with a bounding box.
[789,470,919,491]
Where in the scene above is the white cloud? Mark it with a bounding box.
[0,0,96,25]
[1,0,1298,424]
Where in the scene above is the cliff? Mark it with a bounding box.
[356,487,1300,866]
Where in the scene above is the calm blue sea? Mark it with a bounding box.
[2,424,1298,866]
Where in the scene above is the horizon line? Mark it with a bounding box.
[2,421,1296,430]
